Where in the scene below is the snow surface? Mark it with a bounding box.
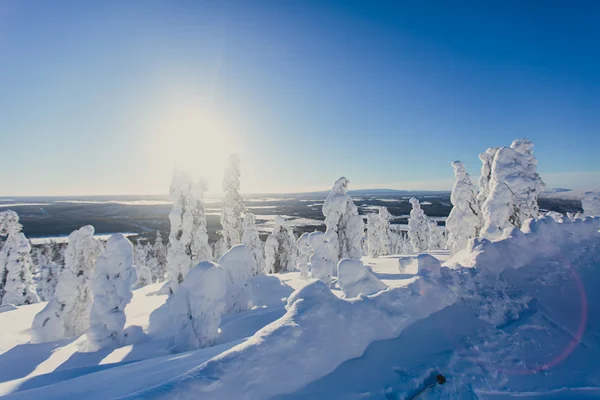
[1,216,600,399]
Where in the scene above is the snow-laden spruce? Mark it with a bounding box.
[35,242,60,301]
[337,258,387,298]
[582,191,600,216]
[446,160,481,255]
[88,234,137,349]
[407,198,429,252]
[367,207,392,258]
[476,147,498,212]
[169,261,228,352]
[481,139,544,240]
[265,216,297,273]
[241,213,265,275]
[1,231,39,306]
[390,229,411,254]
[164,170,212,293]
[296,232,312,279]
[427,220,445,250]
[152,231,167,282]
[322,177,364,261]
[309,231,336,286]
[218,245,255,313]
[221,154,245,250]
[32,225,104,343]
[0,210,22,300]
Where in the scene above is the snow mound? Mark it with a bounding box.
[337,259,387,298]
[398,254,442,278]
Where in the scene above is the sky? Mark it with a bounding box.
[0,0,599,195]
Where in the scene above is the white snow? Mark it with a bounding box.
[337,258,387,298]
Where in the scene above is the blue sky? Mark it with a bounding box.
[0,0,598,195]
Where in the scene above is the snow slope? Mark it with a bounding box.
[1,217,599,399]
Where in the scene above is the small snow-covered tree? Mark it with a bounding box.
[218,245,255,313]
[446,161,481,255]
[307,231,337,286]
[582,191,600,216]
[241,213,265,275]
[169,261,228,352]
[427,220,445,250]
[476,147,499,211]
[134,241,147,271]
[2,232,39,306]
[88,234,137,349]
[264,216,297,274]
[322,177,364,261]
[152,231,167,282]
[164,170,212,293]
[407,198,429,252]
[296,232,311,279]
[481,139,544,239]
[367,207,392,258]
[36,243,60,301]
[0,210,22,300]
[31,225,104,343]
[221,154,245,250]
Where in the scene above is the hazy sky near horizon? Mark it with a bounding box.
[1,1,599,195]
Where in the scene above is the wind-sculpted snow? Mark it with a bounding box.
[337,259,387,298]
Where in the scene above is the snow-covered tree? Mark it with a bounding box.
[296,232,311,279]
[88,234,137,349]
[31,225,104,343]
[427,220,445,250]
[476,147,499,212]
[308,231,336,286]
[264,216,297,274]
[36,243,60,301]
[164,170,212,294]
[134,241,148,271]
[221,154,245,250]
[446,161,481,255]
[366,207,392,258]
[481,139,544,240]
[135,265,153,289]
[2,232,39,306]
[0,210,22,300]
[219,245,255,313]
[322,177,364,261]
[169,261,228,352]
[407,198,429,252]
[582,191,600,216]
[241,213,265,275]
[152,231,167,282]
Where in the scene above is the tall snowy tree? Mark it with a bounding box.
[218,245,256,313]
[221,154,245,250]
[264,216,297,274]
[0,210,21,300]
[31,225,104,343]
[481,139,544,240]
[296,232,311,279]
[582,191,600,216]
[408,198,429,252]
[36,242,60,301]
[446,161,481,255]
[164,170,212,294]
[427,220,445,250]
[88,234,137,349]
[322,177,364,261]
[241,213,265,275]
[367,207,393,258]
[152,231,167,282]
[476,147,499,211]
[134,241,147,271]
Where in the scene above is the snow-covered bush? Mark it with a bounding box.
[31,225,104,343]
[322,177,364,260]
[221,154,245,250]
[265,216,297,273]
[427,220,445,250]
[366,207,392,258]
[1,232,39,306]
[337,259,387,298]
[218,245,255,313]
[241,213,265,275]
[88,234,137,349]
[296,232,311,279]
[481,139,544,240]
[582,191,600,216]
[308,231,336,286]
[164,170,212,293]
[407,198,429,252]
[446,161,481,255]
[169,261,228,352]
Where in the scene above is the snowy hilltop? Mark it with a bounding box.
[0,141,600,399]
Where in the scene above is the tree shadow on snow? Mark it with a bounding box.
[0,339,75,383]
